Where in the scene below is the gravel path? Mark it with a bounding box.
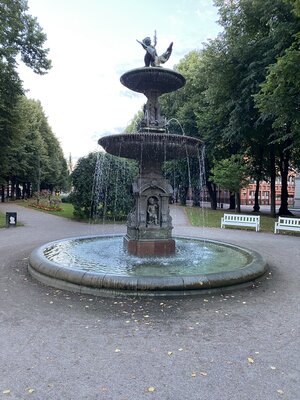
[0,203,299,400]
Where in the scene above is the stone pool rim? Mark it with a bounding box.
[28,235,268,297]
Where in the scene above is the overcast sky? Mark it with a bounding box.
[19,0,222,161]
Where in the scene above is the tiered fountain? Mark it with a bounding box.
[28,35,267,296]
[99,38,201,257]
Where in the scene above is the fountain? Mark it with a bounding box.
[28,34,267,296]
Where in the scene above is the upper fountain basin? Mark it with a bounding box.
[120,67,186,94]
[98,132,202,162]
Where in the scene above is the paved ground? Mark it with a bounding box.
[0,203,299,400]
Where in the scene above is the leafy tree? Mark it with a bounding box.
[161,51,214,207]
[6,97,69,198]
[0,0,51,192]
[160,0,300,215]
[0,0,51,73]
[70,152,138,220]
[213,0,300,216]
[210,155,250,212]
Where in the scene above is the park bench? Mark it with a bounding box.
[221,213,260,232]
[274,216,300,234]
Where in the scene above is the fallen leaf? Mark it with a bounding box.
[115,348,121,352]
[191,372,197,377]
[147,386,155,392]
[27,388,35,394]
[167,351,173,356]
[270,366,276,370]
[3,390,11,395]
[277,389,284,395]
[247,357,254,364]
[200,371,208,376]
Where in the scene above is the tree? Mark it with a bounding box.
[161,0,300,214]
[254,0,300,215]
[210,155,250,212]
[0,0,51,189]
[0,0,51,73]
[161,51,216,207]
[6,97,69,198]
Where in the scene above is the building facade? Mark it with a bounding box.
[240,175,296,206]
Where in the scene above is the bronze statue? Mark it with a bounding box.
[137,31,173,67]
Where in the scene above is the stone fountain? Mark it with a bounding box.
[99,56,201,256]
[28,35,267,297]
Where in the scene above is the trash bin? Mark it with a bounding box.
[6,212,17,227]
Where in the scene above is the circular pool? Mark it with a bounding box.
[28,235,268,297]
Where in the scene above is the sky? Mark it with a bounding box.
[18,0,222,161]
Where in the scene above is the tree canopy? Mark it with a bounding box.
[0,1,69,200]
[160,0,300,214]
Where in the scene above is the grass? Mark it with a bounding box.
[10,201,125,224]
[0,211,5,228]
[13,200,77,220]
[42,202,75,219]
[185,207,277,233]
[0,201,76,227]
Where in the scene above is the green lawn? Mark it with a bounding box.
[9,200,76,220]
[185,207,277,233]
[0,202,76,227]
[43,202,75,219]
[0,211,5,228]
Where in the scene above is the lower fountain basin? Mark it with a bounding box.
[98,132,202,162]
[28,235,268,297]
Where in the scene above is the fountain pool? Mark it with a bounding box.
[28,235,267,297]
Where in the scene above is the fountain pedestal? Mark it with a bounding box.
[124,161,175,256]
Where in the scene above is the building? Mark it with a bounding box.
[240,175,296,206]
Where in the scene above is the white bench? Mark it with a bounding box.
[221,214,260,232]
[274,216,300,234]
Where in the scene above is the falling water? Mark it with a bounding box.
[198,145,206,207]
[166,118,186,135]
[90,152,106,222]
[185,145,193,207]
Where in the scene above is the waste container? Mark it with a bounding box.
[6,212,17,227]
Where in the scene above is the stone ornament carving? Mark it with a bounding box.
[147,197,159,226]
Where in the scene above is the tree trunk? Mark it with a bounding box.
[206,181,217,210]
[6,183,10,200]
[269,145,276,218]
[235,192,241,213]
[278,146,293,216]
[229,193,235,210]
[11,177,16,200]
[253,179,260,212]
[1,185,4,202]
